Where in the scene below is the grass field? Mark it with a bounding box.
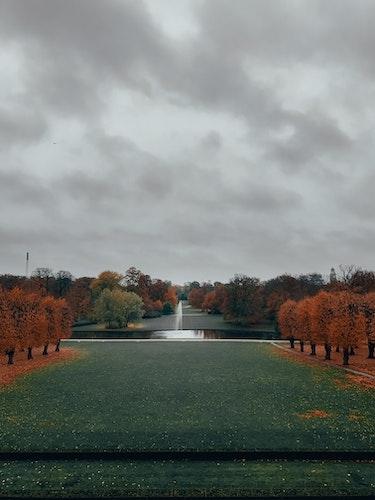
[0,341,374,452]
[1,341,375,497]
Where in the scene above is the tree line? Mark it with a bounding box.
[90,268,178,328]
[186,266,375,327]
[0,266,178,326]
[0,288,72,365]
[0,270,92,323]
[278,291,375,365]
[91,267,178,317]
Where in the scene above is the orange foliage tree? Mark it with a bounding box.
[188,288,206,309]
[279,291,370,365]
[164,287,178,308]
[329,292,366,365]
[0,288,73,364]
[278,299,298,348]
[358,292,375,359]
[0,289,17,364]
[296,298,317,354]
[202,285,228,314]
[310,291,335,359]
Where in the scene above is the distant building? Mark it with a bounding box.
[329,267,337,284]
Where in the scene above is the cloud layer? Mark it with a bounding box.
[0,0,374,283]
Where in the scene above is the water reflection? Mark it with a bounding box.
[71,329,279,340]
[151,330,205,339]
[150,329,277,340]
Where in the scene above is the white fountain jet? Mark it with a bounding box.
[174,301,183,331]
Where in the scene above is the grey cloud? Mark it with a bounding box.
[200,131,222,151]
[1,0,375,282]
[267,112,352,170]
[0,107,47,148]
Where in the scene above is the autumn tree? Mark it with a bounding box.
[188,287,206,309]
[54,270,73,297]
[310,292,335,359]
[23,293,46,360]
[202,285,227,314]
[54,299,73,352]
[0,287,73,363]
[32,267,54,295]
[124,267,143,293]
[225,275,263,325]
[348,269,375,294]
[328,292,366,365]
[66,277,94,321]
[278,299,298,348]
[8,288,27,355]
[202,291,216,312]
[40,296,60,355]
[164,287,178,309]
[295,298,316,354]
[149,279,169,303]
[0,275,27,291]
[90,271,124,298]
[357,293,375,359]
[263,273,324,322]
[94,289,144,328]
[0,289,17,364]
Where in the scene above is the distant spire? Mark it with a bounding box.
[329,267,337,283]
[25,252,30,278]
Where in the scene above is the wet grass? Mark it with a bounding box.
[0,342,374,453]
[1,341,375,497]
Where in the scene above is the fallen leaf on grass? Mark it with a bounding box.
[348,411,364,421]
[0,348,83,388]
[347,374,375,390]
[297,409,331,420]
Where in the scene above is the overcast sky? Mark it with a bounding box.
[0,0,374,284]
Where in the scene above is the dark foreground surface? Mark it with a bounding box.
[1,459,375,498]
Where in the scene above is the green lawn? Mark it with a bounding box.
[0,342,374,452]
[1,341,375,497]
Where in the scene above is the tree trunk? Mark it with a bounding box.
[324,343,332,360]
[27,347,33,360]
[42,344,49,356]
[349,346,355,356]
[368,342,375,359]
[55,339,61,352]
[310,343,316,356]
[7,350,14,365]
[289,336,295,349]
[300,340,304,352]
[336,345,340,353]
[343,348,350,366]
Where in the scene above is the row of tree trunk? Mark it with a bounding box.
[288,336,374,365]
[4,340,61,365]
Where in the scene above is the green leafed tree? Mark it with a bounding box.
[94,288,143,329]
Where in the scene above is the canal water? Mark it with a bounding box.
[71,329,279,340]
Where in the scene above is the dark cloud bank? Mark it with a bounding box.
[0,0,374,283]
